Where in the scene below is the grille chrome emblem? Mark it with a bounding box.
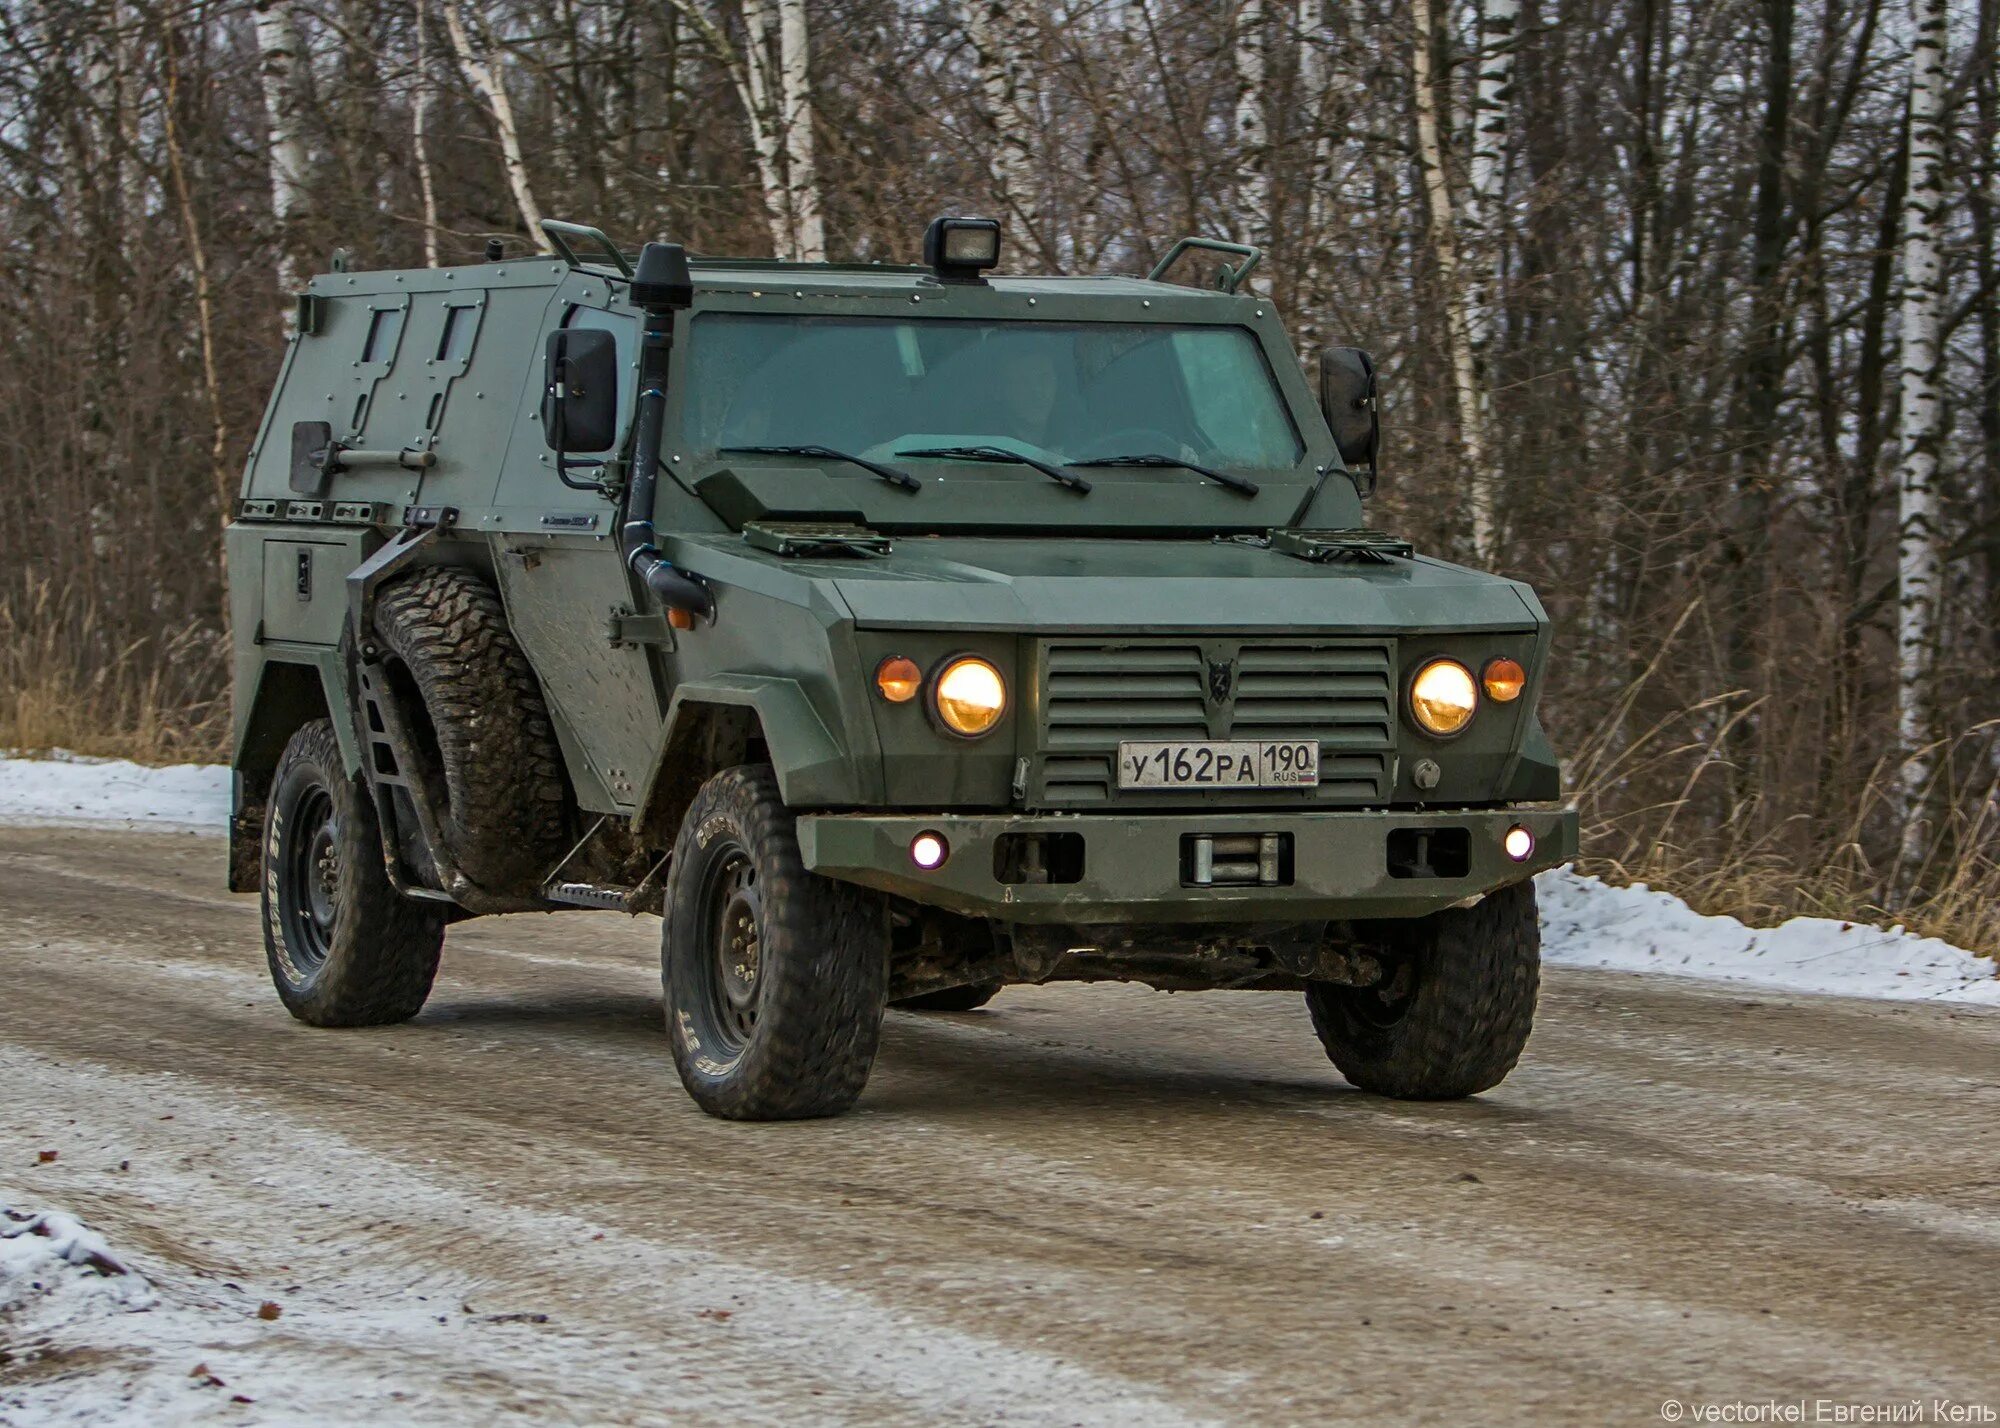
[1206,657,1235,706]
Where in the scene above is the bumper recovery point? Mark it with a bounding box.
[796,806,1578,924]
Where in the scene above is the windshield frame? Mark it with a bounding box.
[655,282,1336,473]
[672,308,1307,478]
[632,276,1360,534]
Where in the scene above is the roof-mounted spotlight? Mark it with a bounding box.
[630,240,693,312]
[923,216,1002,283]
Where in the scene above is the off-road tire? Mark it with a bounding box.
[372,566,567,895]
[263,719,446,1026]
[662,764,889,1120]
[1305,879,1540,1099]
[892,983,1002,1012]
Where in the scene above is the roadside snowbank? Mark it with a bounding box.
[1,1206,157,1332]
[1537,868,2000,1005]
[0,753,1992,1004]
[0,752,229,830]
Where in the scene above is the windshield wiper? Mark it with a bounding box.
[897,445,1092,494]
[1068,452,1260,497]
[720,444,921,492]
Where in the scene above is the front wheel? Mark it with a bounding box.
[661,765,889,1120]
[262,719,446,1026]
[1305,879,1540,1099]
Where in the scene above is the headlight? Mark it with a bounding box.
[934,657,1007,737]
[1409,658,1478,737]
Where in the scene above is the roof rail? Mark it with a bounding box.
[1146,238,1263,294]
[541,220,634,278]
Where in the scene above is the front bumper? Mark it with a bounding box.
[797,804,1577,924]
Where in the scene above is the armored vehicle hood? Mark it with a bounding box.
[671,533,1544,636]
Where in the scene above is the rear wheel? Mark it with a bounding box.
[1305,879,1540,1099]
[662,765,889,1120]
[263,719,446,1026]
[892,984,1001,1012]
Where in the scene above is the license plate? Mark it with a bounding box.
[1116,740,1320,790]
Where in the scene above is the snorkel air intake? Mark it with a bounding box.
[622,241,714,621]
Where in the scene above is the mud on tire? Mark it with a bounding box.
[372,566,568,895]
[1305,879,1540,1099]
[662,764,889,1120]
[263,718,446,1026]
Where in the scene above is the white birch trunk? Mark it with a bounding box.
[1411,0,1494,558]
[413,0,441,267]
[1232,0,1271,286]
[252,0,312,301]
[1895,0,1950,862]
[737,0,796,256]
[441,2,553,252]
[665,0,792,255]
[1464,0,1517,358]
[962,0,1045,263]
[776,0,824,261]
[1294,0,1337,344]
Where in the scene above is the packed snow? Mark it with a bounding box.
[2,1207,158,1381]
[0,753,1992,1004]
[1537,868,2000,1004]
[0,752,229,831]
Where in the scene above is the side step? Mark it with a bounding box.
[543,881,633,910]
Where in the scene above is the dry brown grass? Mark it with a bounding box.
[0,575,229,764]
[1565,623,2000,958]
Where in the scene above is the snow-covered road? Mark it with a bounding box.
[1,823,1996,1426]
[1,759,1997,1424]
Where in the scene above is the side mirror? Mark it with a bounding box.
[1318,347,1379,489]
[542,328,619,453]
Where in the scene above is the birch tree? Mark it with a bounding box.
[1232,0,1271,281]
[413,0,441,267]
[776,0,824,261]
[1895,0,1950,859]
[961,0,1046,264]
[440,1,553,251]
[1410,0,1494,558]
[251,0,311,300]
[668,0,798,257]
[1293,0,1338,341]
[1463,0,1517,384]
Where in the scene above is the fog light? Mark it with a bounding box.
[1503,825,1535,862]
[910,831,949,870]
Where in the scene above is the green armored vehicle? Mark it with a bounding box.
[228,217,1575,1120]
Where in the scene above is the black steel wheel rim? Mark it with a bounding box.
[698,841,763,1057]
[281,784,340,978]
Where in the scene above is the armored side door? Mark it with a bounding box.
[485,272,666,814]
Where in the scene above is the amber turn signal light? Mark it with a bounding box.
[875,655,922,703]
[1482,657,1526,703]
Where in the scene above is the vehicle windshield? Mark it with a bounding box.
[683,314,1304,471]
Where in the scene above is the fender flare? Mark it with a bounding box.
[634,675,859,847]
[228,650,361,891]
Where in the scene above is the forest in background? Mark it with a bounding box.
[0,0,1995,948]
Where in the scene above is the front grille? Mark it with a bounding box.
[1030,638,1396,808]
